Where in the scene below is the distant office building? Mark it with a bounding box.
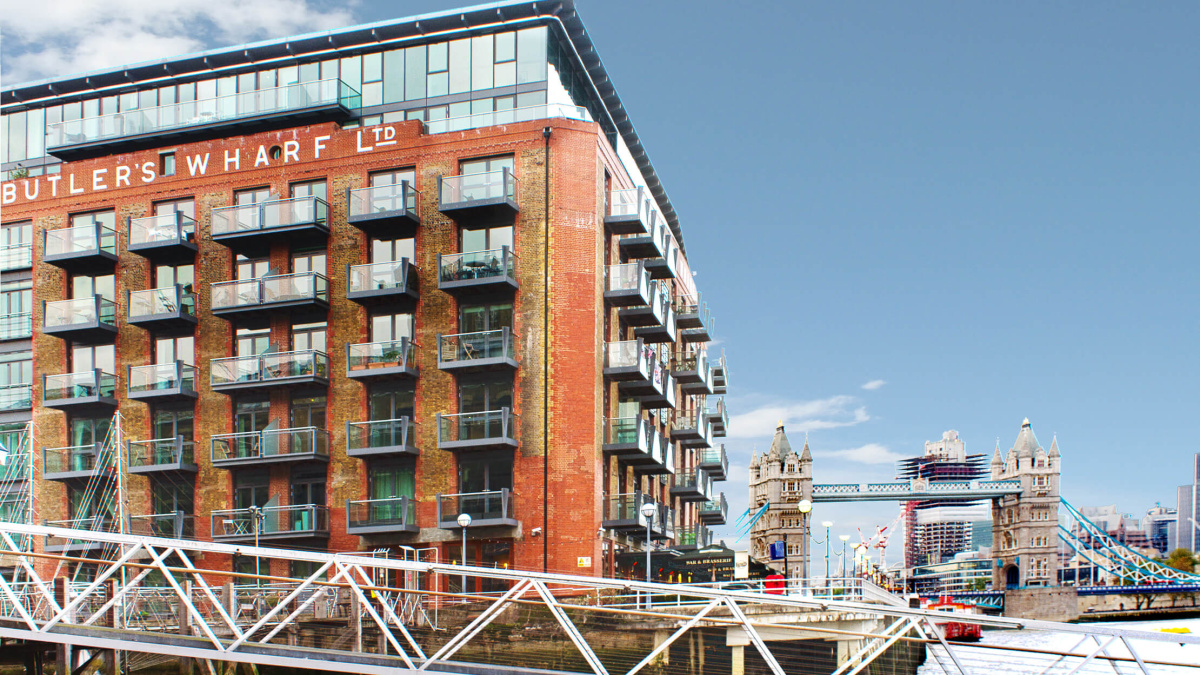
[1177,454,1200,553]
[1142,505,1177,557]
[1076,504,1154,554]
[908,550,992,595]
[896,430,990,567]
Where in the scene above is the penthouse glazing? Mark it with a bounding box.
[0,0,729,580]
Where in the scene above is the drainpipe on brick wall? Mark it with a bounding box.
[543,125,551,573]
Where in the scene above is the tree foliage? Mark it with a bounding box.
[1165,548,1196,574]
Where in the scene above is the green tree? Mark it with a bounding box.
[1164,548,1195,574]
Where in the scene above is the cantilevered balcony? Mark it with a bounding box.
[437,409,518,452]
[674,351,714,396]
[639,372,677,410]
[210,426,330,468]
[699,493,728,525]
[43,223,117,272]
[0,384,32,412]
[633,429,674,476]
[127,285,196,332]
[712,351,728,395]
[0,243,32,271]
[603,416,652,457]
[347,339,419,379]
[604,187,653,236]
[605,262,651,307]
[128,436,197,476]
[697,445,728,481]
[346,260,419,304]
[706,398,728,438]
[211,273,329,323]
[43,296,117,343]
[347,182,421,237]
[604,339,651,383]
[653,507,676,541]
[129,511,194,538]
[210,197,330,255]
[46,79,360,160]
[436,489,517,529]
[438,169,519,219]
[346,417,418,458]
[619,214,670,262]
[43,444,105,482]
[630,286,677,344]
[644,235,679,280]
[671,411,713,449]
[212,504,330,543]
[43,370,117,412]
[671,469,714,503]
[44,517,117,555]
[602,492,656,532]
[127,362,197,402]
[438,328,517,373]
[210,350,329,392]
[438,247,517,295]
[673,524,713,552]
[128,212,197,262]
[0,313,32,340]
[347,496,417,535]
[678,302,713,344]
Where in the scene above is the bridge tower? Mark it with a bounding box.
[749,423,813,578]
[991,418,1061,589]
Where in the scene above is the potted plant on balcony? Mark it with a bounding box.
[381,348,403,369]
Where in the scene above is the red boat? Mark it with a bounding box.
[926,595,982,642]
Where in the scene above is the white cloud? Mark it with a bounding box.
[814,443,904,465]
[0,0,358,84]
[726,395,869,439]
[861,379,886,391]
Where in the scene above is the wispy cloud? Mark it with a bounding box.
[861,379,887,391]
[727,395,869,439]
[814,443,904,465]
[1,0,358,84]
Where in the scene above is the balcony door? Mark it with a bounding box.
[458,379,512,440]
[460,302,512,333]
[369,460,415,522]
[72,344,115,374]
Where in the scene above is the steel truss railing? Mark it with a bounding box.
[0,523,1195,675]
[1060,498,1200,585]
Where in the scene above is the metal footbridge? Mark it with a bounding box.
[810,479,1022,502]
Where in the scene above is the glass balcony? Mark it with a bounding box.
[671,469,714,503]
[128,436,197,475]
[674,524,713,551]
[346,417,418,458]
[128,212,197,260]
[347,182,420,235]
[605,262,651,307]
[43,295,117,342]
[211,426,330,468]
[43,223,117,271]
[705,398,728,438]
[605,339,655,389]
[603,416,658,464]
[438,168,519,218]
[43,370,117,411]
[128,361,197,402]
[619,213,670,261]
[211,272,329,318]
[129,511,194,539]
[601,492,657,532]
[210,196,330,253]
[425,102,591,135]
[436,409,518,452]
[436,489,517,528]
[437,247,517,294]
[346,260,419,303]
[673,350,714,396]
[680,303,713,344]
[712,350,728,395]
[634,429,675,477]
[347,339,419,379]
[697,445,729,481]
[44,517,117,554]
[0,243,32,271]
[346,496,417,535]
[699,493,729,525]
[639,371,677,411]
[437,328,517,372]
[128,285,196,331]
[0,384,31,412]
[210,350,329,392]
[211,504,330,542]
[46,79,361,159]
[644,234,680,280]
[632,287,677,344]
[605,187,653,236]
[671,410,713,449]
[42,443,105,482]
[0,313,32,340]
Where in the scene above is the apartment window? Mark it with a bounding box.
[156,336,194,365]
[371,313,413,343]
[70,210,116,231]
[235,400,270,435]
[69,416,111,449]
[159,152,176,177]
[69,485,113,521]
[292,323,327,353]
[461,225,512,254]
[494,32,516,88]
[369,382,415,421]
[461,302,512,333]
[235,187,271,207]
[234,469,269,510]
[236,256,270,280]
[72,344,115,373]
[369,459,415,503]
[290,180,327,201]
[460,155,513,176]
[371,168,415,189]
[236,328,270,356]
[290,467,326,506]
[0,352,31,388]
[292,251,326,275]
[156,263,194,290]
[459,378,512,414]
[154,198,195,220]
[373,237,415,264]
[458,451,513,494]
[291,395,326,429]
[0,280,32,316]
[1,222,32,269]
[152,480,193,516]
[153,408,193,443]
[0,424,25,457]
[427,42,449,98]
[72,274,115,301]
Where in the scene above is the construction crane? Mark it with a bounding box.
[857,511,905,575]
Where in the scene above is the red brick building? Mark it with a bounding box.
[0,0,729,582]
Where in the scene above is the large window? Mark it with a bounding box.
[290,467,326,506]
[460,302,512,333]
[236,329,270,356]
[236,256,270,280]
[459,378,512,414]
[369,382,414,421]
[373,237,415,264]
[235,400,270,436]
[234,470,269,510]
[292,322,327,352]
[0,280,32,316]
[458,451,513,493]
[371,313,413,343]
[291,180,327,201]
[153,407,193,442]
[235,187,271,207]
[69,417,111,448]
[292,251,326,275]
[291,395,326,429]
[72,344,115,373]
[156,263,193,289]
[70,210,116,231]
[72,274,114,301]
[369,460,415,502]
[154,198,195,219]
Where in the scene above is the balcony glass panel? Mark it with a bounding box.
[348,183,420,218]
[0,244,33,270]
[212,504,329,538]
[608,188,650,219]
[44,297,116,329]
[438,248,516,285]
[606,263,648,294]
[0,384,32,411]
[210,350,329,387]
[439,169,517,205]
[438,329,514,364]
[0,313,32,339]
[348,261,413,294]
[347,497,416,529]
[44,371,115,401]
[347,418,415,453]
[348,339,417,371]
[211,197,329,236]
[44,224,117,258]
[438,490,514,524]
[47,79,361,148]
[43,445,99,474]
[425,103,591,134]
[129,362,195,394]
[129,212,196,247]
[129,286,195,319]
[211,427,329,463]
[129,438,195,469]
[129,512,194,538]
[211,273,328,310]
[604,417,643,445]
[437,409,517,444]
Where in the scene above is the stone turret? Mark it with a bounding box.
[992,418,1062,590]
[749,423,813,578]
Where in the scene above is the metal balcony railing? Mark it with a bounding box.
[0,243,32,270]
[211,426,330,465]
[436,409,518,448]
[128,437,195,471]
[211,504,329,540]
[43,444,102,476]
[425,103,591,134]
[438,168,518,208]
[0,313,32,339]
[0,383,32,411]
[438,247,517,286]
[605,262,651,303]
[607,187,653,221]
[210,350,329,389]
[604,339,653,379]
[436,489,516,527]
[347,182,420,220]
[128,362,196,396]
[44,296,117,330]
[696,445,729,480]
[346,417,417,456]
[211,197,329,237]
[346,496,417,533]
[603,492,657,529]
[347,260,417,298]
[128,212,196,248]
[129,511,193,539]
[128,286,195,320]
[43,223,117,259]
[211,273,328,311]
[437,328,516,368]
[43,370,116,403]
[347,338,418,374]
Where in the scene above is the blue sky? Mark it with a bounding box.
[5,1,1199,557]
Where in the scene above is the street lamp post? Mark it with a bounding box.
[822,521,833,584]
[838,534,850,577]
[457,513,472,597]
[248,506,264,588]
[641,501,658,608]
[797,500,812,585]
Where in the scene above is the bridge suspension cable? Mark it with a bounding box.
[1059,498,1200,585]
